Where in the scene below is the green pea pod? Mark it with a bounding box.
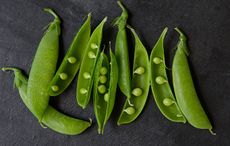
[2,67,92,135]
[27,8,61,121]
[150,28,186,123]
[117,26,150,125]
[172,28,215,134]
[76,17,107,109]
[48,14,91,96]
[93,49,118,134]
[114,1,132,102]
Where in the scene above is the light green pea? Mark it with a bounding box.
[51,85,59,92]
[98,85,106,94]
[99,75,107,84]
[67,57,77,64]
[124,107,135,115]
[153,57,162,64]
[88,51,96,59]
[163,98,175,106]
[134,67,145,75]
[104,93,109,102]
[91,43,98,49]
[83,72,91,79]
[59,73,68,80]
[155,76,167,85]
[80,88,87,94]
[132,88,143,97]
[100,67,108,75]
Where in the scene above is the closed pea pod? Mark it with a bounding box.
[117,26,150,125]
[150,28,186,123]
[93,49,118,134]
[48,14,91,96]
[172,28,214,134]
[2,67,92,135]
[76,17,107,109]
[27,8,61,121]
[114,1,132,104]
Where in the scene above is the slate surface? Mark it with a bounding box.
[0,0,230,146]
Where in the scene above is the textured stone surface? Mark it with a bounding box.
[0,0,230,145]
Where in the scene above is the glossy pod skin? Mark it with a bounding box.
[76,17,107,109]
[150,28,186,123]
[114,1,132,102]
[2,67,92,135]
[27,9,61,121]
[93,49,118,134]
[172,28,214,134]
[117,26,150,125]
[48,14,91,96]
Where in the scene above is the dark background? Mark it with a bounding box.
[0,0,230,146]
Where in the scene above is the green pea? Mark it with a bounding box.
[104,93,109,102]
[98,85,106,94]
[80,88,87,94]
[173,27,213,134]
[163,98,175,106]
[153,57,162,64]
[88,51,96,59]
[83,72,91,79]
[91,43,98,49]
[150,28,186,123]
[59,73,68,80]
[27,8,61,121]
[100,67,108,75]
[99,75,107,83]
[124,107,135,115]
[51,85,59,92]
[155,76,167,85]
[117,25,150,125]
[76,17,107,109]
[67,56,77,64]
[134,67,145,75]
[132,88,143,96]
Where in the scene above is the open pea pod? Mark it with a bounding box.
[172,28,214,134]
[93,49,118,134]
[117,26,150,125]
[48,14,91,96]
[150,28,186,123]
[2,67,92,135]
[76,17,107,109]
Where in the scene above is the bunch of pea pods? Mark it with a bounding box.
[1,1,215,135]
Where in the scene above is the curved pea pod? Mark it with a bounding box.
[93,49,118,134]
[172,28,214,134]
[48,14,91,96]
[76,17,107,109]
[150,28,186,123]
[2,67,92,135]
[114,1,132,101]
[117,26,150,125]
[42,106,92,135]
[27,8,61,121]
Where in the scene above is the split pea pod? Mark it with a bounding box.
[172,28,214,134]
[2,67,92,135]
[76,17,107,109]
[27,8,61,121]
[93,49,118,134]
[114,1,132,103]
[48,14,91,96]
[150,28,186,123]
[117,26,150,125]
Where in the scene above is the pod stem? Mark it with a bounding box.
[209,129,216,135]
[1,67,18,72]
[174,27,189,55]
[117,1,128,16]
[43,8,60,23]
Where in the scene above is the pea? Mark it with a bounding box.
[48,13,91,96]
[59,73,68,80]
[150,28,186,123]
[100,67,108,75]
[172,27,214,134]
[117,25,150,125]
[99,75,107,83]
[76,17,107,109]
[51,85,59,92]
[98,85,106,94]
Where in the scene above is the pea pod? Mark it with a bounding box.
[76,17,107,109]
[27,8,61,121]
[117,26,150,125]
[172,28,214,134]
[150,28,186,123]
[48,14,91,96]
[2,67,92,135]
[93,49,118,134]
[114,1,132,103]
